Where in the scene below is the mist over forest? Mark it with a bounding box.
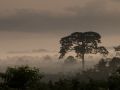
[0,0,120,89]
[0,31,119,90]
[0,47,115,73]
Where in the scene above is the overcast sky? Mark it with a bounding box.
[0,0,120,52]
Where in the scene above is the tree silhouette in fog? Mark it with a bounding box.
[59,31,108,69]
[64,56,77,64]
[114,45,120,57]
[0,66,43,90]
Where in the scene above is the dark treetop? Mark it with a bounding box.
[59,31,108,59]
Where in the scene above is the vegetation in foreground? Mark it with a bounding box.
[0,57,120,90]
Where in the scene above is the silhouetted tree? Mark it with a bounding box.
[114,45,120,57]
[108,67,120,90]
[64,56,77,64]
[95,59,108,71]
[59,32,108,69]
[109,57,120,70]
[0,66,43,90]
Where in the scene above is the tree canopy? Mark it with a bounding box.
[59,31,108,59]
[59,31,108,69]
[0,66,43,90]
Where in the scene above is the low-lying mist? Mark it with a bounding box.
[0,50,116,82]
[0,48,115,73]
[0,54,107,73]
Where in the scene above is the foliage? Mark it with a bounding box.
[59,32,108,59]
[108,68,120,90]
[0,57,120,90]
[109,57,120,69]
[64,56,77,64]
[59,32,108,69]
[0,66,43,90]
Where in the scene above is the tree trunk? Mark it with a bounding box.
[81,54,85,70]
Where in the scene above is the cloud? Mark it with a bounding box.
[0,0,120,35]
[8,51,30,54]
[32,49,49,53]
[8,48,50,54]
[110,0,120,2]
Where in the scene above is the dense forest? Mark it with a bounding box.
[0,57,120,90]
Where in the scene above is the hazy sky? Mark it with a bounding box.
[0,0,120,52]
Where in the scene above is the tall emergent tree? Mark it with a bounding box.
[59,31,108,69]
